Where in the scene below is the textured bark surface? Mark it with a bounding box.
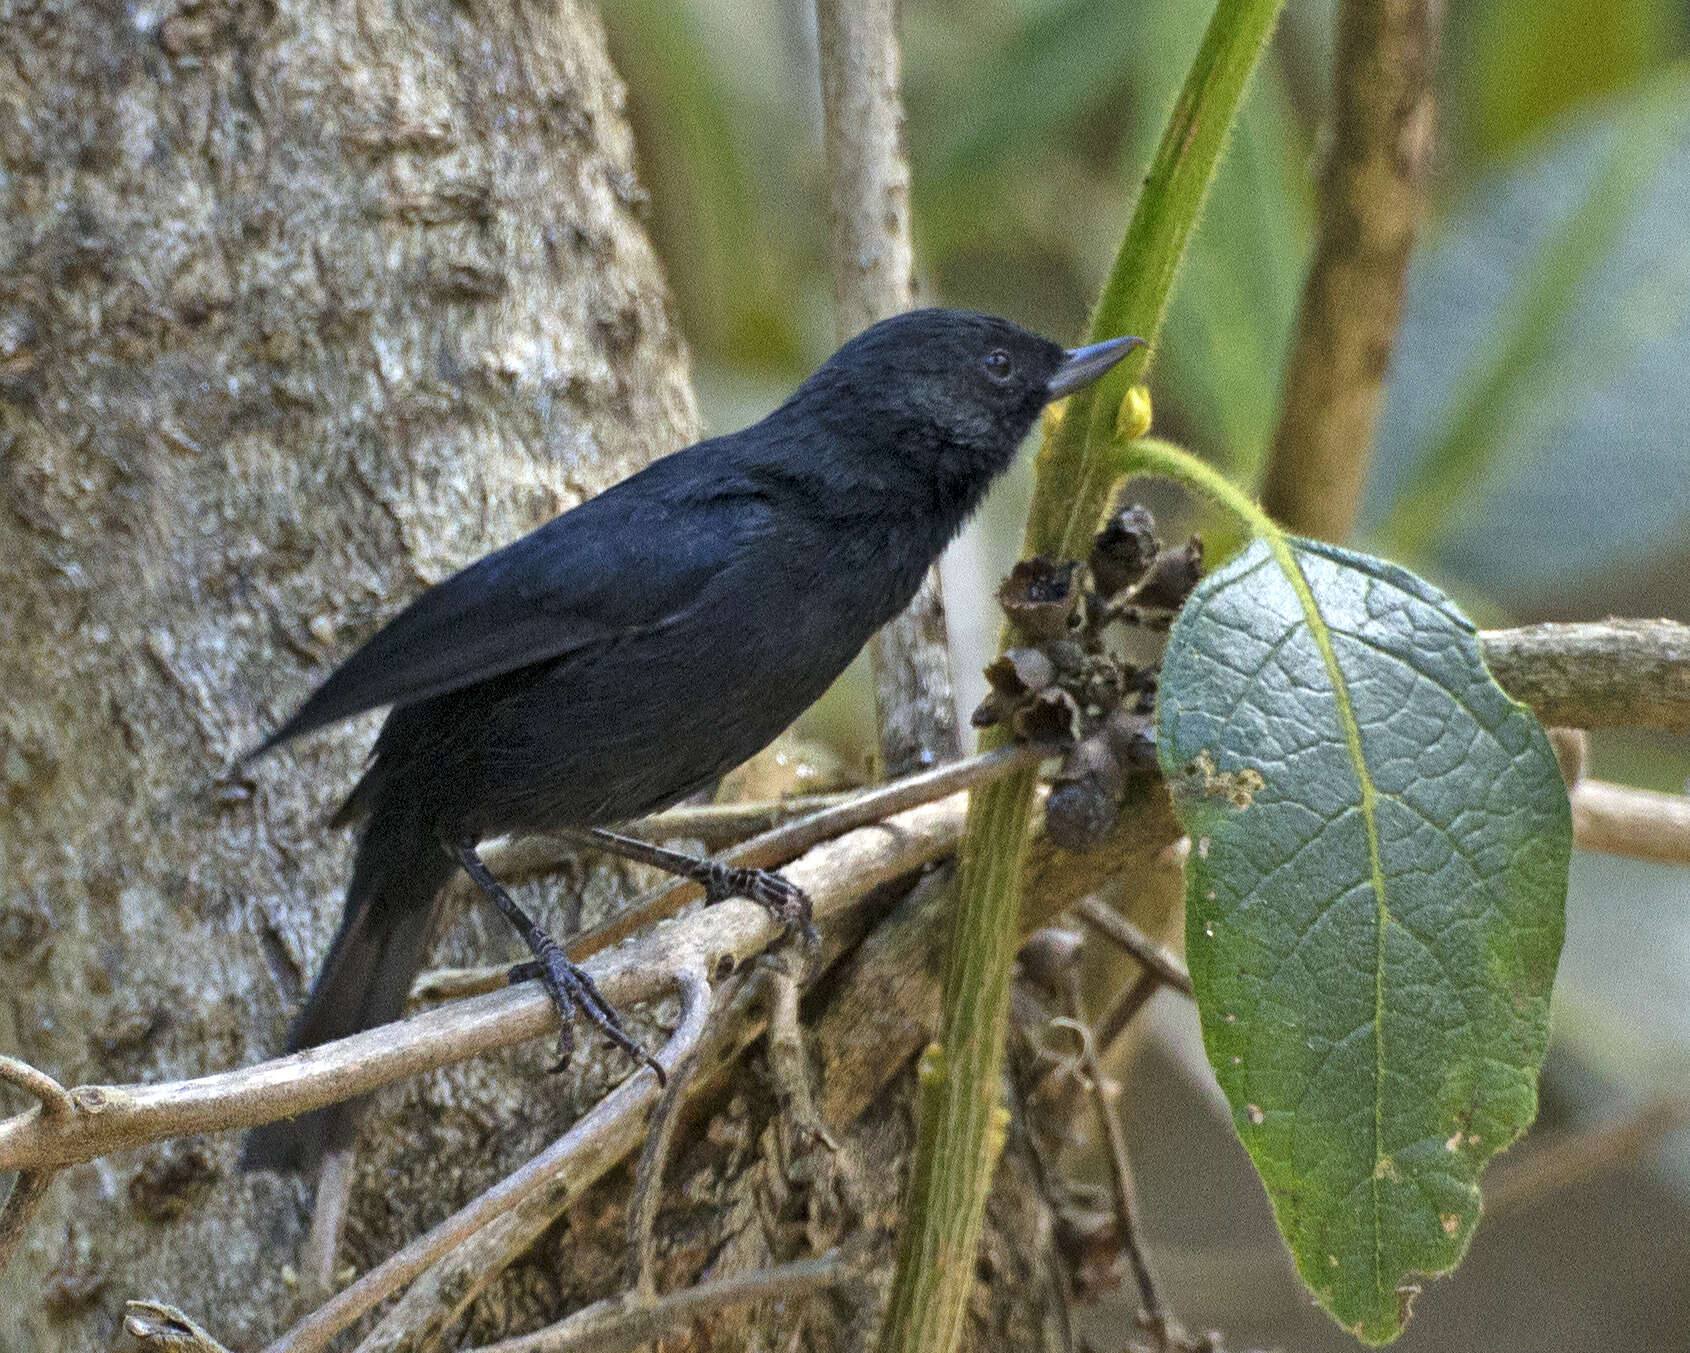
[0,2,693,1347]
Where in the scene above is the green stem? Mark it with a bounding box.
[1026,0,1288,563]
[875,4,1287,1351]
[1111,434,1276,540]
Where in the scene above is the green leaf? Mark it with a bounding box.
[1156,537,1570,1344]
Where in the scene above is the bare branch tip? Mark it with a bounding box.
[0,1054,74,1116]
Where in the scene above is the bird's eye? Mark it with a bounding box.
[982,349,1015,382]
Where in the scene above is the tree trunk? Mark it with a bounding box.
[0,2,693,1346]
[0,2,1078,1349]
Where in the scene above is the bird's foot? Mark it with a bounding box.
[703,863,819,950]
[511,936,666,1085]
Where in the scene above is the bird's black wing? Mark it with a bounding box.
[254,461,769,754]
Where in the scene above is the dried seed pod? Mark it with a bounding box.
[1089,501,1159,597]
[1073,654,1126,720]
[1100,707,1157,774]
[1011,686,1082,745]
[970,690,1009,729]
[1133,534,1204,610]
[997,556,1081,640]
[1044,733,1127,851]
[984,646,1056,699]
[1046,638,1090,676]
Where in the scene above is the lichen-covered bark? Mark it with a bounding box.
[0,2,692,1346]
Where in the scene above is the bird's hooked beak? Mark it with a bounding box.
[1045,335,1145,401]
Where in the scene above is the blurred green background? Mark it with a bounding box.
[600,0,1690,1346]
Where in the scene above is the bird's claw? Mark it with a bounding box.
[510,941,664,1085]
[704,864,819,948]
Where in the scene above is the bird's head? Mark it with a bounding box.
[785,308,1142,510]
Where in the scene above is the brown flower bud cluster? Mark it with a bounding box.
[973,500,1204,851]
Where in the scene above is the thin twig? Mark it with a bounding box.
[355,862,916,1353]
[545,741,1040,968]
[815,0,957,775]
[766,948,838,1155]
[1260,0,1444,540]
[466,1245,868,1353]
[631,794,850,848]
[1480,620,1690,732]
[1093,972,1162,1061]
[0,1170,56,1278]
[1484,1094,1690,1215]
[627,970,712,1300]
[1003,1036,1082,1353]
[1076,898,1194,998]
[264,973,712,1353]
[0,1054,74,1115]
[1571,779,1690,867]
[1063,970,1164,1330]
[124,1301,237,1353]
[300,1146,356,1294]
[5,745,1677,1184]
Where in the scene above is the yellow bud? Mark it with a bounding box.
[1116,384,1153,441]
[986,1100,1012,1164]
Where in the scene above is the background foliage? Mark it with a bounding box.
[603,0,1690,1347]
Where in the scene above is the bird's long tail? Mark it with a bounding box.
[240,803,454,1172]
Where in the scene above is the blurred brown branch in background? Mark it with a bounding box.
[1261,0,1445,540]
[1482,619,1690,732]
[816,0,961,775]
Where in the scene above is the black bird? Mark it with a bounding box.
[241,308,1139,1170]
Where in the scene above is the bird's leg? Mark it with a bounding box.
[582,827,818,946]
[450,840,665,1083]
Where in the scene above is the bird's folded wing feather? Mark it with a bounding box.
[254,474,767,754]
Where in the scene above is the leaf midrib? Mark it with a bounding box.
[1262,535,1393,1304]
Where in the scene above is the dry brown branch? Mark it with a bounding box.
[815,0,957,775]
[2,621,1686,1332]
[417,742,1046,1000]
[0,1055,74,1115]
[767,949,837,1154]
[631,795,850,848]
[1094,973,1163,1062]
[1571,780,1690,868]
[125,1301,236,1353]
[466,1245,867,1353]
[337,810,969,1353]
[1484,1094,1690,1215]
[351,969,779,1353]
[0,798,965,1176]
[3,625,1683,1182]
[301,1148,356,1294]
[1062,971,1164,1328]
[627,970,713,1300]
[0,1171,56,1278]
[1481,620,1690,731]
[269,972,714,1353]
[1260,0,1444,539]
